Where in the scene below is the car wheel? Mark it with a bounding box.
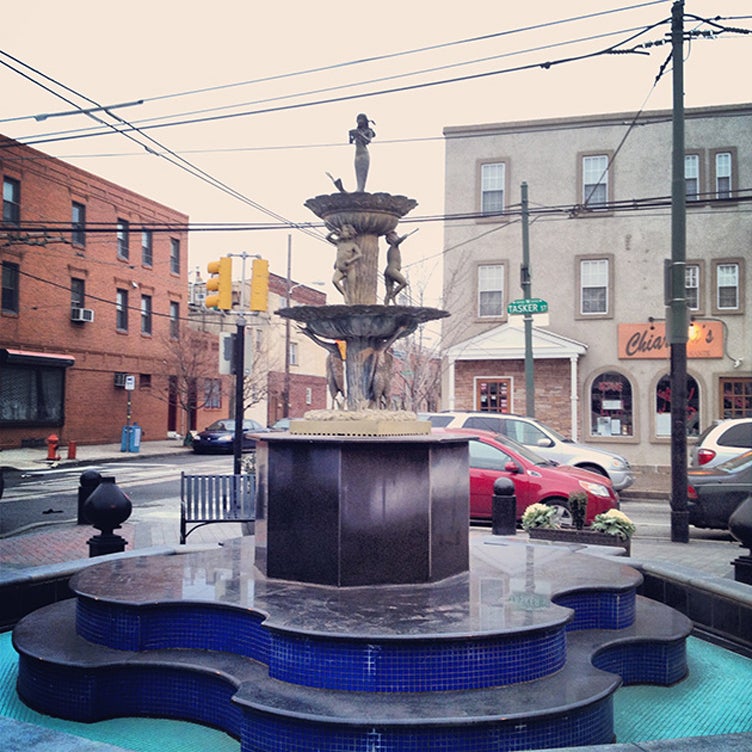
[578,463,608,478]
[544,497,573,527]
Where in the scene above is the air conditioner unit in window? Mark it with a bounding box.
[71,307,95,323]
[114,372,128,388]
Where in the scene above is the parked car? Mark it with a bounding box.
[687,450,752,530]
[690,418,752,468]
[192,419,267,454]
[435,428,618,526]
[422,412,634,491]
[269,417,291,432]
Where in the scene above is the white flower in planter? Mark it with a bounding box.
[521,503,559,532]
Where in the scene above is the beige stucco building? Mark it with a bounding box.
[441,103,751,468]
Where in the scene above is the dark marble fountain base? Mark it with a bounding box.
[13,536,692,752]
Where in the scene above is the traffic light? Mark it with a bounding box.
[205,257,232,310]
[249,258,269,312]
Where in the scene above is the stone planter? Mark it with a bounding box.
[528,527,631,556]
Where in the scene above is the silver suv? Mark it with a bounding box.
[422,411,634,491]
[690,418,752,468]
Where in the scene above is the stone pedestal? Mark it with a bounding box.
[254,432,470,586]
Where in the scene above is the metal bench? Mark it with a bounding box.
[180,472,256,544]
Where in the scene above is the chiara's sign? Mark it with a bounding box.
[618,321,723,359]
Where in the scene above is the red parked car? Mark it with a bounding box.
[437,429,619,526]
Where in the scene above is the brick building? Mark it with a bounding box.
[1,134,222,449]
[441,103,751,468]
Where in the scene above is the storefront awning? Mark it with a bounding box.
[0,348,75,368]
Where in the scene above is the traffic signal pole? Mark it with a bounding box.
[233,315,246,476]
[520,182,535,418]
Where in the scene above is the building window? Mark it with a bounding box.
[477,264,504,317]
[117,219,130,259]
[476,378,511,413]
[170,238,180,274]
[0,362,66,425]
[579,257,610,315]
[714,260,742,311]
[71,202,86,246]
[141,229,153,267]
[685,263,700,311]
[71,278,85,309]
[655,373,700,437]
[3,177,20,225]
[2,261,19,313]
[204,378,222,409]
[685,154,700,200]
[714,150,732,199]
[306,387,312,405]
[720,377,752,419]
[169,301,180,338]
[582,154,608,207]
[480,162,505,215]
[591,372,633,437]
[289,341,298,367]
[139,373,152,389]
[141,294,152,335]
[116,288,129,331]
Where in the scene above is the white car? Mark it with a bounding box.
[690,418,752,468]
[421,411,634,492]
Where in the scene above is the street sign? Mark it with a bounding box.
[507,298,548,316]
[124,375,136,391]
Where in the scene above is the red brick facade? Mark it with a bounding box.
[1,135,222,449]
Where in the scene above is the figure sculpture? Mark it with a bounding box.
[326,351,346,409]
[349,113,375,192]
[327,223,362,304]
[383,229,414,305]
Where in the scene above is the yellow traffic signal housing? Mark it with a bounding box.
[250,258,269,312]
[205,257,232,310]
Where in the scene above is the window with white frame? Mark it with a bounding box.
[141,295,153,335]
[71,202,86,246]
[715,151,732,199]
[116,219,129,259]
[204,378,222,409]
[289,341,299,366]
[685,263,700,311]
[582,155,608,207]
[715,261,740,310]
[170,238,180,274]
[579,258,609,315]
[685,154,700,200]
[116,288,128,331]
[480,163,505,215]
[590,372,633,437]
[141,229,153,267]
[477,264,504,317]
[3,177,20,225]
[169,301,180,338]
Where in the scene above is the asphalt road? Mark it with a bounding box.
[0,454,231,537]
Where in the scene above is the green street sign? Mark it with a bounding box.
[507,298,549,315]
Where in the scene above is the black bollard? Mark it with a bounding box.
[729,496,752,585]
[84,476,132,557]
[492,477,517,536]
[77,469,102,525]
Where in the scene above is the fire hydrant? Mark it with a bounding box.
[46,433,61,461]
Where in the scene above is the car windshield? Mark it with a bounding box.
[716,450,752,473]
[424,414,453,427]
[491,433,556,466]
[206,420,233,431]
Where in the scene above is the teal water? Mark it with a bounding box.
[1,630,750,749]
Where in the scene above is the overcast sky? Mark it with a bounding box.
[1,0,749,317]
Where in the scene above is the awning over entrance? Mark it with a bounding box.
[444,322,587,361]
[0,348,75,368]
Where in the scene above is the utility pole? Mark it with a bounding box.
[520,182,535,417]
[669,0,689,543]
[283,234,292,419]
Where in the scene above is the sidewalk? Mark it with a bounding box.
[0,439,743,579]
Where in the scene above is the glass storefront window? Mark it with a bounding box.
[591,372,633,437]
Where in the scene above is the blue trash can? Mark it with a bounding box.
[129,423,142,453]
[120,425,131,452]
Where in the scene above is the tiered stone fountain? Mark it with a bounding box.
[13,116,691,752]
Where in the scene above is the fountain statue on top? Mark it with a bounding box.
[277,114,448,427]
